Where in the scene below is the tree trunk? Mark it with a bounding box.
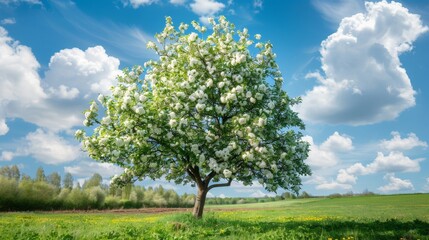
[192,186,208,218]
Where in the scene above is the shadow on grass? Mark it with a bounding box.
[172,214,429,240]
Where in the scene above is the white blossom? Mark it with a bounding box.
[188,32,198,42]
[223,169,232,178]
[147,41,156,49]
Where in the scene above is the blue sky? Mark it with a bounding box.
[1,0,428,198]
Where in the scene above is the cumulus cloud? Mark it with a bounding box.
[369,151,421,173]
[253,0,263,10]
[380,131,427,151]
[1,27,120,133]
[0,151,14,161]
[0,28,121,166]
[19,46,119,131]
[347,151,421,176]
[64,161,123,178]
[378,173,413,192]
[24,129,80,164]
[230,180,275,197]
[0,119,9,135]
[305,173,352,190]
[296,1,428,125]
[45,46,120,98]
[336,169,357,184]
[125,0,158,8]
[218,193,227,198]
[316,181,352,190]
[321,131,353,151]
[190,0,225,23]
[1,129,80,165]
[206,192,215,198]
[303,132,353,169]
[250,190,273,198]
[1,18,16,25]
[333,150,421,190]
[0,0,41,5]
[170,0,186,5]
[0,27,46,135]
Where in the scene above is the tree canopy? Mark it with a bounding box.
[76,16,310,218]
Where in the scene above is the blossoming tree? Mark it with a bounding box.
[76,16,310,218]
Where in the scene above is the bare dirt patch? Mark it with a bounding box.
[32,208,193,214]
[12,207,266,215]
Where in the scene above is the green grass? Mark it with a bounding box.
[1,194,428,239]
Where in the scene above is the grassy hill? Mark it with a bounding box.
[208,193,429,221]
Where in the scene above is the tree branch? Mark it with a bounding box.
[207,178,233,191]
[204,171,216,187]
[189,166,204,189]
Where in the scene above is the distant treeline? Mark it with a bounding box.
[0,165,195,211]
[1,165,350,211]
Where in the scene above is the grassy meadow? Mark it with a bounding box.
[0,194,428,239]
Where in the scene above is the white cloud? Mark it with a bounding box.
[368,152,421,173]
[250,190,267,198]
[231,180,263,193]
[45,46,120,97]
[0,27,47,135]
[378,173,413,192]
[230,180,275,197]
[0,151,14,161]
[0,119,9,135]
[315,181,352,190]
[1,18,16,25]
[218,193,227,198]
[296,1,428,125]
[303,174,326,185]
[0,0,41,5]
[305,174,352,190]
[345,151,421,174]
[321,131,353,152]
[380,132,427,151]
[253,0,262,10]
[206,192,215,198]
[8,45,119,132]
[64,161,123,178]
[24,129,80,164]
[170,0,186,5]
[303,132,353,169]
[335,150,421,188]
[312,0,364,24]
[336,169,356,184]
[190,0,225,21]
[126,0,158,8]
[2,129,81,165]
[1,27,120,133]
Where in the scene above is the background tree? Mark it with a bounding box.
[47,172,61,192]
[35,167,46,182]
[0,166,11,179]
[21,174,31,182]
[76,16,310,218]
[10,165,20,182]
[63,172,74,189]
[83,173,103,189]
